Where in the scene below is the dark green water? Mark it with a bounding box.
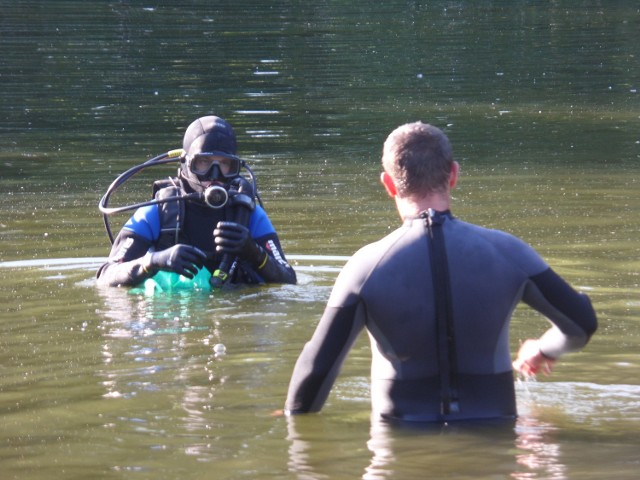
[1,2,639,479]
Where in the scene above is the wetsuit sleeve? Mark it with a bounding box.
[285,302,365,413]
[247,232,297,284]
[246,206,296,284]
[285,244,377,413]
[521,267,598,358]
[96,231,154,287]
[96,205,161,287]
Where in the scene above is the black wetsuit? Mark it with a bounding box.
[285,211,597,422]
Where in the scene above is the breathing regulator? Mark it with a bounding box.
[98,148,263,244]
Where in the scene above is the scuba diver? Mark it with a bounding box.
[96,115,297,288]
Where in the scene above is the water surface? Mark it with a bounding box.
[1,2,639,479]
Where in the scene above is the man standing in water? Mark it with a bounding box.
[284,122,597,422]
[97,115,296,288]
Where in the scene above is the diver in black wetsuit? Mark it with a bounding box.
[284,122,597,422]
[96,116,296,288]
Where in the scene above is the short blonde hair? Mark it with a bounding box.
[381,122,453,198]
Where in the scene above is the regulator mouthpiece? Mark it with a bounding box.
[203,185,229,209]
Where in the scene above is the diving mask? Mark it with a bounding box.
[188,153,242,180]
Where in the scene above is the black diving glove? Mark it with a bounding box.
[213,221,297,284]
[145,244,207,279]
[213,221,264,265]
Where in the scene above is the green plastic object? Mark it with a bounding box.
[131,268,212,294]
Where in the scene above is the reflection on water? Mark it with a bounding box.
[93,283,275,469]
[286,411,561,479]
[512,415,566,480]
[95,285,224,456]
[284,379,640,480]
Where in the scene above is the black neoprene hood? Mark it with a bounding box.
[182,115,238,159]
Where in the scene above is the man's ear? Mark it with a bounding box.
[449,161,460,189]
[380,171,397,197]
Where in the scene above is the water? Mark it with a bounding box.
[1,1,639,478]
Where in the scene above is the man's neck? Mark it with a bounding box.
[395,193,451,220]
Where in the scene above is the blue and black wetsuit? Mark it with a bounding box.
[285,211,596,422]
[97,179,296,287]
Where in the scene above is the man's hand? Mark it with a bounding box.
[214,221,263,263]
[513,339,556,377]
[147,244,207,278]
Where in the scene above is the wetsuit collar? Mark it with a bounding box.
[418,209,453,218]
[403,209,454,221]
